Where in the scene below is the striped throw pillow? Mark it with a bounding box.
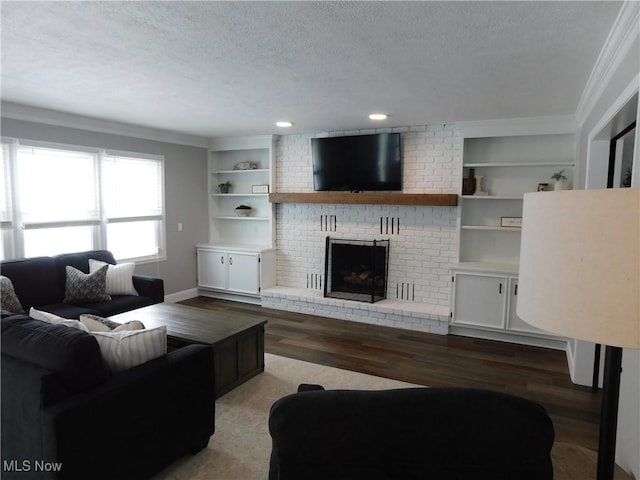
[89,259,138,296]
[92,326,167,372]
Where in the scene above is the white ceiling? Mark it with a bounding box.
[1,1,623,139]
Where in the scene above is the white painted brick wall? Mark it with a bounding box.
[270,125,462,333]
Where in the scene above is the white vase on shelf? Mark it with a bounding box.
[474,175,488,196]
[553,179,568,191]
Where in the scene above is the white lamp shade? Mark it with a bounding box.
[517,188,639,349]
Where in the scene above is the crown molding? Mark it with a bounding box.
[0,102,210,148]
[456,115,577,138]
[576,1,640,125]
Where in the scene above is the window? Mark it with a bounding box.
[0,140,165,262]
[103,152,165,261]
[0,144,13,259]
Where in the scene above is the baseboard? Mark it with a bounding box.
[164,288,199,303]
[199,289,262,305]
[449,325,568,351]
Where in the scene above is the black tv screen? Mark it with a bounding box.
[311,133,402,191]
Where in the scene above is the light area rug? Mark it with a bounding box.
[152,353,420,480]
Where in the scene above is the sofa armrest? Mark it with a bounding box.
[132,274,164,302]
[42,344,214,480]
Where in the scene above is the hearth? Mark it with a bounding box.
[324,237,389,303]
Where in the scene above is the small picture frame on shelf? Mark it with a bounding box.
[252,184,269,194]
[537,183,550,192]
[501,217,522,228]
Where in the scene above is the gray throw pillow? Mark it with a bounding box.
[79,313,145,332]
[64,265,112,304]
[0,275,25,313]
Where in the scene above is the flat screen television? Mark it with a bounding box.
[311,133,402,191]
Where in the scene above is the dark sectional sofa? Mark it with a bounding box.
[2,316,215,480]
[0,249,164,318]
[1,251,216,479]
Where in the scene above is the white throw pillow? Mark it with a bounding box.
[89,259,138,296]
[92,326,167,372]
[79,313,145,333]
[29,308,90,332]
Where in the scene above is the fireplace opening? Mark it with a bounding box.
[324,237,389,303]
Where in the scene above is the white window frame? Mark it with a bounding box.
[0,138,166,263]
[101,148,167,264]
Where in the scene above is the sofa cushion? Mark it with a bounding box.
[0,256,61,309]
[0,275,24,313]
[64,265,112,304]
[1,316,109,393]
[35,303,103,319]
[89,259,138,296]
[76,294,158,317]
[92,326,167,372]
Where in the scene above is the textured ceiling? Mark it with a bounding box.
[1,1,623,138]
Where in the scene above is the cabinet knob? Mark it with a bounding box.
[229,256,233,266]
[221,256,224,264]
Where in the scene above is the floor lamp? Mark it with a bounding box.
[517,188,639,480]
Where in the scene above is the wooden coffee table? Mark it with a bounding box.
[110,302,266,398]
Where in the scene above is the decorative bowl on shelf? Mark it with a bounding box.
[234,205,253,217]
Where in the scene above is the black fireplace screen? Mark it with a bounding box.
[324,237,389,303]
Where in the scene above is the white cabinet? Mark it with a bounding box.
[451,272,507,330]
[197,245,276,300]
[197,247,227,290]
[451,268,562,347]
[209,135,276,248]
[226,251,260,295]
[506,278,548,335]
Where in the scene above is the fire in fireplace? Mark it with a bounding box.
[324,237,389,303]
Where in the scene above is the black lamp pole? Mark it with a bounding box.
[597,345,624,480]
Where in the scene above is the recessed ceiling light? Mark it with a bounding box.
[276,121,293,128]
[369,113,388,121]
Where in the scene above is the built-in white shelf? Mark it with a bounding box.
[211,193,268,197]
[452,262,520,274]
[208,135,276,249]
[457,132,575,269]
[214,216,270,221]
[212,169,270,174]
[463,161,575,168]
[461,195,522,200]
[461,225,522,231]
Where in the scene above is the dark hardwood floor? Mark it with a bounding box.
[181,296,601,451]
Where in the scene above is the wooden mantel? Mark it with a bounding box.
[269,192,458,207]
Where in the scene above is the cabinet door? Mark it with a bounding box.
[452,273,507,329]
[227,251,260,295]
[507,277,548,334]
[197,248,227,290]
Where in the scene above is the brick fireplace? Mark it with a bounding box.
[261,124,462,334]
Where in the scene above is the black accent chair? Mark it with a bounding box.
[269,386,554,480]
